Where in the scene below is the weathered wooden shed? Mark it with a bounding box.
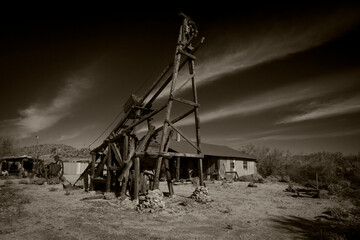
[0,155,34,175]
[166,140,257,181]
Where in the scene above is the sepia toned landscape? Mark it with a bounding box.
[1,177,359,240]
[1,2,360,240]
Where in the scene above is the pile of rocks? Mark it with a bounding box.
[190,186,213,203]
[138,189,165,211]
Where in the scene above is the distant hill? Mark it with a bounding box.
[15,144,91,160]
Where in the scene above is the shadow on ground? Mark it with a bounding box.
[271,214,360,240]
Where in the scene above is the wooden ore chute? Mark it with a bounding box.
[80,13,205,200]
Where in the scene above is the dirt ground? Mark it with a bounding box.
[0,177,357,240]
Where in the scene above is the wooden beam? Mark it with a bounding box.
[153,108,195,136]
[108,165,125,171]
[140,61,174,104]
[163,131,174,195]
[135,151,203,159]
[133,157,140,200]
[94,155,107,178]
[176,156,180,182]
[106,144,112,192]
[90,154,96,191]
[117,126,155,182]
[110,143,122,165]
[164,158,174,196]
[171,96,200,107]
[153,130,174,190]
[178,49,196,60]
[110,105,166,143]
[166,120,201,153]
[145,37,205,108]
[189,59,203,186]
[120,171,129,198]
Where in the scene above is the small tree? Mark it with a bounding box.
[0,136,14,157]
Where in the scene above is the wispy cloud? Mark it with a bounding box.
[57,132,81,142]
[213,129,360,147]
[177,75,357,126]
[151,8,360,100]
[245,129,360,142]
[279,95,360,124]
[0,75,92,138]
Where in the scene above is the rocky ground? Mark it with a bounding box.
[0,177,359,239]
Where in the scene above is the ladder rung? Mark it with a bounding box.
[171,97,200,107]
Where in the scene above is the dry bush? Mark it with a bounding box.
[237,173,265,183]
[323,207,349,221]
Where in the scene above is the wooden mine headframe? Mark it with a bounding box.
[80,13,205,200]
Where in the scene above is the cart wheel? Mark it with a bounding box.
[56,160,64,178]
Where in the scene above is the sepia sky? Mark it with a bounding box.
[1,2,360,154]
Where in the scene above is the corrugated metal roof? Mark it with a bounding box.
[168,140,256,160]
[1,155,33,160]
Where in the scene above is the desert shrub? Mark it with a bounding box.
[323,207,349,221]
[239,145,360,201]
[279,175,291,183]
[237,173,264,183]
[266,175,281,182]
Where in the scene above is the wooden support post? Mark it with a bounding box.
[120,135,129,198]
[176,157,180,182]
[198,159,203,185]
[90,154,95,191]
[110,143,122,164]
[44,168,48,180]
[206,159,211,180]
[189,59,203,186]
[94,155,106,178]
[84,170,89,191]
[133,157,140,200]
[153,26,184,190]
[164,158,174,196]
[121,171,129,198]
[140,172,147,194]
[106,145,112,192]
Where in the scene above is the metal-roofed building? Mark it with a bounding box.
[167,140,257,180]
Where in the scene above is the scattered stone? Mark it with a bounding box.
[30,178,46,185]
[285,184,297,193]
[120,197,138,210]
[104,192,116,200]
[47,177,61,185]
[247,182,257,188]
[18,179,29,185]
[191,186,213,203]
[137,189,166,212]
